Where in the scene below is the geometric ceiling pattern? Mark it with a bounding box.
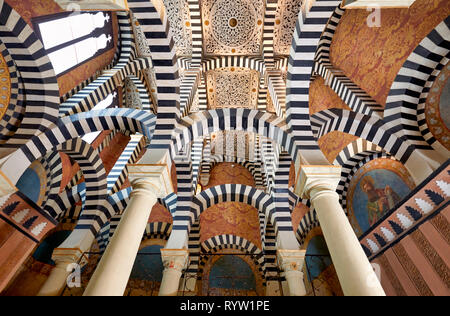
[201,0,264,55]
[273,0,303,56]
[163,0,193,57]
[206,67,259,109]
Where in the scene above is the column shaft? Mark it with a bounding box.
[83,181,157,296]
[311,188,385,296]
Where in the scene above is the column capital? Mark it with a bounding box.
[277,249,306,273]
[160,249,190,273]
[52,248,88,266]
[296,165,342,200]
[128,163,173,198]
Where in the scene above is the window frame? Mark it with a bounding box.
[32,11,115,77]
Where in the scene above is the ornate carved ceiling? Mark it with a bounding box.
[206,67,259,109]
[201,0,264,56]
[273,0,303,56]
[163,0,193,57]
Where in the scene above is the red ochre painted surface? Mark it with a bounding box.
[148,203,173,224]
[5,0,62,29]
[330,0,450,106]
[291,203,310,232]
[205,162,256,188]
[200,202,262,249]
[318,131,359,163]
[309,76,350,115]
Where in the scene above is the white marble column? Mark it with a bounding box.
[37,248,87,296]
[83,179,158,296]
[277,249,307,296]
[297,165,385,296]
[84,161,174,296]
[158,249,189,296]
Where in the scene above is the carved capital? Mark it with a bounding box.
[52,248,88,266]
[277,249,306,273]
[160,249,189,273]
[128,163,173,199]
[296,165,342,200]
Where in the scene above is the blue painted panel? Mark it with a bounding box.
[130,245,164,282]
[305,235,332,281]
[209,255,256,290]
[16,168,41,203]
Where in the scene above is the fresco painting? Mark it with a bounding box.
[347,158,415,236]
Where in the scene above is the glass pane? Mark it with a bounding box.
[39,19,73,49]
[75,37,97,63]
[69,13,95,39]
[48,45,77,74]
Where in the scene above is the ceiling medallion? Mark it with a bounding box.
[202,0,264,56]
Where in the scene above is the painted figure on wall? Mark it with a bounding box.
[347,158,415,236]
[360,175,402,226]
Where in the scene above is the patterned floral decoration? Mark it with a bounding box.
[359,161,450,259]
[163,0,193,57]
[0,191,57,243]
[425,60,450,150]
[0,51,11,121]
[206,67,259,109]
[273,0,304,56]
[202,0,264,55]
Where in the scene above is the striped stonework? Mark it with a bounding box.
[174,109,298,162]
[0,0,59,147]
[310,108,414,164]
[107,135,146,194]
[262,0,279,69]
[286,0,342,165]
[198,234,266,284]
[385,17,450,153]
[180,69,201,116]
[128,0,181,151]
[187,0,202,69]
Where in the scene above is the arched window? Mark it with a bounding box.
[33,11,114,76]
